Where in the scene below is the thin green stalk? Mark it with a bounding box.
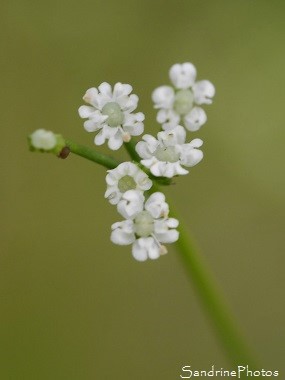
[172,211,256,369]
[65,140,119,169]
[124,139,141,162]
[150,182,257,370]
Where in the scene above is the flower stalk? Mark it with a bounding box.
[171,209,257,370]
[65,139,119,169]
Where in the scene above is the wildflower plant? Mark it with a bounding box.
[28,61,255,368]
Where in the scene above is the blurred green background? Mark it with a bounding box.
[1,0,284,378]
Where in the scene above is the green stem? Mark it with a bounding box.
[65,140,119,169]
[124,139,141,162]
[171,207,257,370]
[150,182,256,370]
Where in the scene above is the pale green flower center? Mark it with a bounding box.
[118,175,137,193]
[134,211,154,237]
[173,89,194,115]
[102,102,124,127]
[155,146,180,163]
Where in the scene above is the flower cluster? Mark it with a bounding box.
[78,82,144,150]
[77,62,214,261]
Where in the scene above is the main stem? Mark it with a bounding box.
[170,207,256,369]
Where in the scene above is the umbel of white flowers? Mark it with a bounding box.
[152,62,215,131]
[29,62,215,261]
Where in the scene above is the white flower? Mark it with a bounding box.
[79,82,145,150]
[111,191,179,261]
[105,162,152,206]
[152,62,215,131]
[135,126,203,178]
[30,129,57,150]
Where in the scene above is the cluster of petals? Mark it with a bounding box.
[152,62,215,131]
[105,162,152,207]
[111,191,179,261]
[135,125,203,178]
[79,82,144,150]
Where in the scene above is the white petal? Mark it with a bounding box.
[111,228,135,245]
[167,218,179,228]
[113,82,132,98]
[184,107,207,131]
[157,125,185,147]
[193,80,215,105]
[105,189,121,205]
[172,162,189,176]
[172,125,186,145]
[83,88,101,108]
[163,163,177,178]
[155,229,179,244]
[78,105,96,118]
[123,112,145,137]
[83,114,107,132]
[142,135,159,152]
[132,240,148,261]
[157,109,180,130]
[121,94,138,112]
[149,161,167,177]
[124,162,138,176]
[135,141,153,159]
[132,237,160,261]
[188,138,203,148]
[180,146,203,167]
[98,82,113,100]
[125,122,144,137]
[152,86,175,109]
[134,171,152,191]
[94,129,107,146]
[108,130,123,150]
[117,190,144,219]
[169,63,197,89]
[145,192,169,218]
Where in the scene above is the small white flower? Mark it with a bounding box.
[78,82,145,150]
[105,162,152,206]
[135,126,203,178]
[152,62,215,131]
[111,191,179,261]
[30,129,57,150]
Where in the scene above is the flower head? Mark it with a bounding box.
[79,82,145,150]
[105,162,152,206]
[152,62,215,131]
[135,126,203,178]
[111,191,179,261]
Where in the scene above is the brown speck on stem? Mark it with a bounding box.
[58,146,70,159]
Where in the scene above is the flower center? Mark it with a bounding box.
[118,175,137,193]
[102,102,124,127]
[173,89,194,115]
[155,146,180,163]
[134,211,154,237]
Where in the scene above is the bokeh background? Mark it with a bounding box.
[1,0,284,378]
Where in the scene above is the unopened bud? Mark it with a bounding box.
[28,129,66,155]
